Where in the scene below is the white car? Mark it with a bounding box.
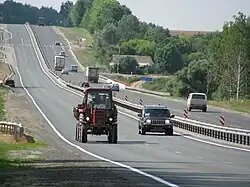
[59,51,66,57]
[187,92,207,112]
[61,68,69,75]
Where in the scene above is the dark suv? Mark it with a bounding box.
[137,105,175,135]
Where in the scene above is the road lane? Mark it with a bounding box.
[30,25,250,130]
[8,24,250,187]
[30,25,89,85]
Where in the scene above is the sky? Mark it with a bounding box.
[2,0,250,31]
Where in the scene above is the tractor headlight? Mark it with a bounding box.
[86,117,90,121]
[109,117,113,121]
[146,119,151,124]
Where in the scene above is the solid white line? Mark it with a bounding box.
[20,24,180,186]
[24,24,250,154]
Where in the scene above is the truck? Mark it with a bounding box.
[86,67,99,83]
[38,16,45,26]
[54,55,65,71]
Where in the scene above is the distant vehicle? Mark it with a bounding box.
[187,92,207,112]
[38,16,45,26]
[70,65,78,72]
[108,84,119,92]
[59,51,66,57]
[81,82,90,88]
[61,68,69,75]
[55,41,61,46]
[54,55,65,71]
[86,67,99,83]
[138,105,175,135]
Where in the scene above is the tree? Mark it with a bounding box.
[60,1,73,26]
[120,39,156,57]
[0,0,63,25]
[154,43,184,74]
[213,12,250,99]
[70,0,86,27]
[117,56,139,74]
[116,14,141,40]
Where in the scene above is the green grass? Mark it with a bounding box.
[57,27,96,67]
[0,89,6,120]
[57,27,93,45]
[142,77,171,92]
[208,100,250,113]
[114,75,141,84]
[0,141,46,168]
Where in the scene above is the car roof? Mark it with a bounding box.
[189,92,206,95]
[143,105,168,109]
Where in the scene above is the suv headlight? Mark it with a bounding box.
[86,117,90,121]
[146,119,151,124]
[109,117,113,121]
[165,119,170,124]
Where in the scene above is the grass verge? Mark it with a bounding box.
[56,27,96,66]
[208,100,250,114]
[0,141,46,168]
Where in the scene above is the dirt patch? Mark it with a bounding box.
[0,62,10,80]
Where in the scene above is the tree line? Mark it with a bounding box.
[1,0,249,100]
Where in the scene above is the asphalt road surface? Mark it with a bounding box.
[7,24,250,187]
[30,25,250,130]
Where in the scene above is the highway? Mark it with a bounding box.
[7,24,250,186]
[30,25,250,130]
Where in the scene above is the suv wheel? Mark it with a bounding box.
[141,127,146,135]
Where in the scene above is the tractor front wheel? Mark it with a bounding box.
[108,124,118,144]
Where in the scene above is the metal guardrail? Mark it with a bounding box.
[0,121,24,142]
[29,23,250,146]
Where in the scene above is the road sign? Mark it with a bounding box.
[140,77,153,82]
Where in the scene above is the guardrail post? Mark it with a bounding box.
[219,116,225,126]
[184,109,188,118]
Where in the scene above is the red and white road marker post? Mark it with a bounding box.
[184,109,188,118]
[220,115,225,126]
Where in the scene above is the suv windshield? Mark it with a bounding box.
[144,109,170,117]
[87,91,111,109]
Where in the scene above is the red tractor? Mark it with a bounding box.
[73,87,118,143]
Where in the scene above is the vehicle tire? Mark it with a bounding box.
[202,107,207,112]
[109,125,118,144]
[141,127,146,135]
[81,126,88,143]
[165,128,173,136]
[75,124,78,141]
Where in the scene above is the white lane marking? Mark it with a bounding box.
[25,24,250,154]
[21,37,24,45]
[21,24,180,186]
